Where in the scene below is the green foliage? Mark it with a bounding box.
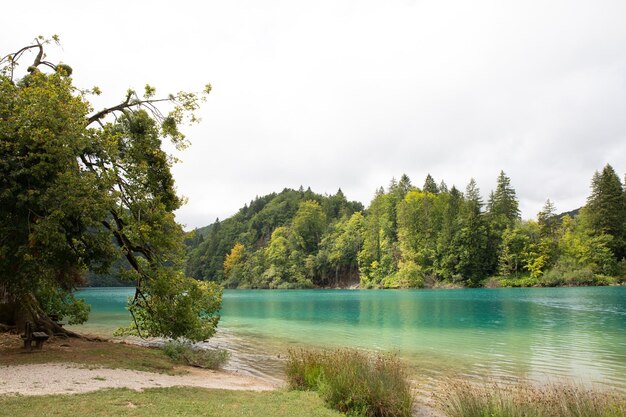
[286,348,414,417]
[357,190,400,288]
[187,167,625,289]
[488,170,521,228]
[383,261,424,288]
[116,274,222,341]
[557,214,618,276]
[162,341,230,369]
[0,39,219,340]
[317,212,365,286]
[586,164,626,259]
[423,173,439,194]
[186,188,363,288]
[292,200,327,253]
[36,281,90,324]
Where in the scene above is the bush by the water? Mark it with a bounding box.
[487,269,620,288]
[162,341,229,369]
[436,379,626,417]
[286,348,414,417]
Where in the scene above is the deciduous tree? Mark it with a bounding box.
[0,38,221,340]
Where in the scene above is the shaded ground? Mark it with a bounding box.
[0,333,182,374]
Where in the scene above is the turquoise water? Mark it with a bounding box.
[71,287,626,388]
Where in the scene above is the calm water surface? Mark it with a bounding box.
[70,287,626,389]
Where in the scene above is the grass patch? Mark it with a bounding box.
[0,333,184,375]
[0,386,342,417]
[162,341,230,369]
[436,379,626,417]
[286,348,414,417]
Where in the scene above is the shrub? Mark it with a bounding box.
[162,341,230,369]
[383,261,425,288]
[436,379,626,417]
[286,348,414,417]
[541,266,595,286]
[494,275,541,287]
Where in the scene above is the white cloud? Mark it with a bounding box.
[3,0,625,228]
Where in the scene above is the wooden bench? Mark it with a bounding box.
[21,321,49,352]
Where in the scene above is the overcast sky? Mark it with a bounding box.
[4,0,626,229]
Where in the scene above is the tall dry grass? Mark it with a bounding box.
[286,348,414,417]
[436,379,626,417]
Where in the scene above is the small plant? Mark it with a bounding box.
[162,341,229,370]
[436,379,626,417]
[286,348,414,417]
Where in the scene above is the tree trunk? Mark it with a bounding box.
[4,292,82,338]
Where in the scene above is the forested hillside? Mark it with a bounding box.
[185,187,364,287]
[186,165,626,288]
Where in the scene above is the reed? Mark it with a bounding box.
[286,348,414,417]
[436,379,626,417]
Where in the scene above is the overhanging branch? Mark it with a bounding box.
[87,93,171,126]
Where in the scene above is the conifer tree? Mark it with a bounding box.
[423,174,439,194]
[454,179,489,284]
[398,174,412,196]
[585,164,626,259]
[537,199,559,238]
[488,170,521,226]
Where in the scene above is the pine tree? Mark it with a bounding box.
[465,178,483,215]
[423,174,439,194]
[388,177,398,193]
[585,164,626,259]
[488,170,521,226]
[453,179,489,284]
[398,174,412,196]
[537,199,559,238]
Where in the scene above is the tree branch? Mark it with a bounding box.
[87,94,171,126]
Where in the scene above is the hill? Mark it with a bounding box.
[185,187,363,288]
[185,166,625,289]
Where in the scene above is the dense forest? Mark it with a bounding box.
[185,165,626,289]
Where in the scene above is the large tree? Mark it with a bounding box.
[0,37,221,341]
[487,170,521,227]
[585,164,626,260]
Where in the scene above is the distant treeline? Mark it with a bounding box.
[185,164,626,288]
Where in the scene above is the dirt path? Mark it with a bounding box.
[0,363,277,396]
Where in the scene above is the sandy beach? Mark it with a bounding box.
[0,332,278,397]
[0,363,276,396]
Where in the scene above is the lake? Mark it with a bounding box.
[69,286,626,389]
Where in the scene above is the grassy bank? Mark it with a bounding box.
[0,387,342,417]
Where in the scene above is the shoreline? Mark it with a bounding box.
[84,280,625,290]
[2,333,622,417]
[0,333,279,397]
[66,288,626,394]
[0,333,443,416]
[0,362,277,397]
